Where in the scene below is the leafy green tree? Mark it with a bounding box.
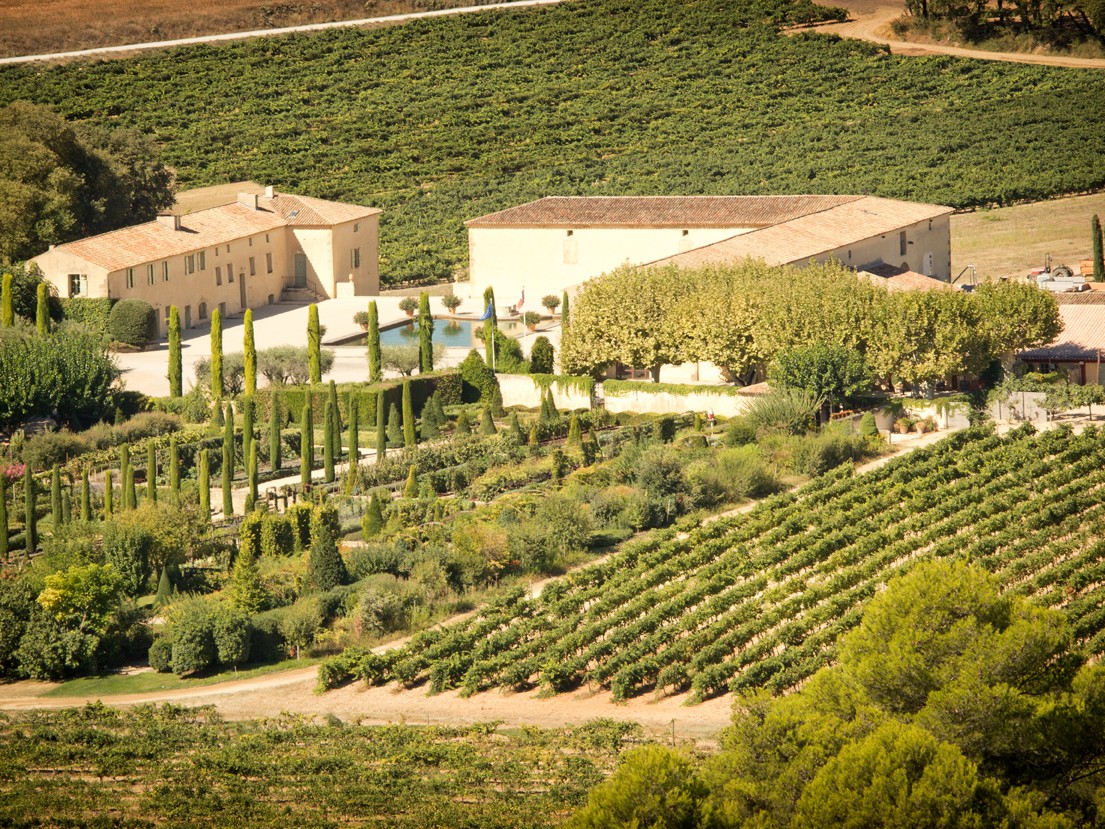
[971,281,1061,358]
[770,342,871,418]
[366,300,382,383]
[210,306,223,400]
[1094,214,1104,283]
[0,273,12,327]
[402,380,416,447]
[567,746,711,829]
[118,444,131,511]
[269,393,282,472]
[307,506,347,591]
[168,598,217,676]
[36,562,123,635]
[418,291,434,374]
[859,411,879,438]
[375,391,386,464]
[508,411,526,444]
[280,598,322,660]
[212,603,251,670]
[35,283,48,335]
[197,448,210,517]
[530,335,554,374]
[223,401,235,479]
[307,303,321,384]
[229,548,266,614]
[103,522,153,597]
[167,305,182,397]
[545,387,559,420]
[243,308,256,395]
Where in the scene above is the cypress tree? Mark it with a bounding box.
[198,449,210,517]
[50,466,61,528]
[566,412,582,447]
[560,290,569,328]
[528,422,539,448]
[223,402,235,480]
[307,303,322,384]
[366,301,382,383]
[479,407,497,435]
[168,306,182,397]
[387,402,403,447]
[348,395,359,462]
[230,547,266,613]
[155,567,172,608]
[80,468,91,521]
[328,380,341,462]
[307,507,347,590]
[509,411,525,443]
[454,409,472,436]
[35,283,48,335]
[482,286,497,369]
[147,442,157,505]
[270,393,282,472]
[222,438,234,517]
[421,392,440,439]
[323,398,336,483]
[243,308,256,395]
[169,436,180,495]
[24,465,36,552]
[546,388,559,419]
[242,396,254,477]
[418,292,434,374]
[61,490,71,525]
[119,445,131,511]
[362,494,384,538]
[402,465,418,498]
[402,381,416,447]
[376,391,387,464]
[434,393,447,428]
[125,464,137,510]
[0,273,12,327]
[300,398,313,486]
[210,307,223,400]
[490,385,505,417]
[1094,214,1104,283]
[248,441,259,510]
[539,388,551,422]
[103,469,113,518]
[0,475,7,561]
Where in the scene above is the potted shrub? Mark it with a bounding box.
[441,294,463,315]
[523,311,542,331]
[894,416,914,434]
[398,297,418,317]
[541,294,561,316]
[353,310,369,330]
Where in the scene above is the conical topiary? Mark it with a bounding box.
[387,402,403,448]
[566,412,582,447]
[479,407,497,436]
[402,465,419,498]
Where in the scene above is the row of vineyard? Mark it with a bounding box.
[322,424,1105,700]
[1,0,1102,283]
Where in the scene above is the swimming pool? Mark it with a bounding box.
[343,318,525,349]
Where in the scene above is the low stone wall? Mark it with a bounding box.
[497,374,592,411]
[603,385,755,417]
[377,284,455,298]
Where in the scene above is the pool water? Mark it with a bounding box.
[374,319,523,349]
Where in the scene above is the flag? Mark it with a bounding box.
[478,301,493,321]
[516,289,525,312]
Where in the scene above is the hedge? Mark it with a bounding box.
[109,299,158,345]
[603,380,749,397]
[253,372,462,426]
[61,297,115,338]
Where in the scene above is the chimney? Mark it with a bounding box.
[238,192,259,210]
[264,186,274,199]
[156,213,181,231]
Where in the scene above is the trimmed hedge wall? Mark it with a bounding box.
[109,299,158,345]
[61,297,115,337]
[253,372,462,426]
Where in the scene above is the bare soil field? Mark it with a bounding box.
[0,0,503,59]
[951,192,1105,282]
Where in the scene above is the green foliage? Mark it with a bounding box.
[260,511,296,557]
[479,406,497,436]
[167,305,182,397]
[269,393,282,472]
[859,411,879,438]
[60,297,114,337]
[307,505,347,591]
[362,494,385,539]
[418,292,434,374]
[103,521,153,598]
[230,548,267,614]
[280,598,323,658]
[0,324,119,427]
[323,397,335,483]
[197,448,209,517]
[307,304,321,384]
[541,294,561,313]
[376,391,386,464]
[402,380,416,447]
[421,392,441,439]
[529,335,555,374]
[257,344,335,385]
[210,307,223,400]
[366,300,382,383]
[1,272,11,327]
[770,342,871,403]
[1093,214,1104,283]
[23,464,36,551]
[35,283,49,334]
[300,398,313,487]
[386,402,403,448]
[561,291,570,329]
[347,393,359,461]
[402,465,419,499]
[108,298,156,345]
[744,387,823,435]
[243,308,256,396]
[483,287,496,366]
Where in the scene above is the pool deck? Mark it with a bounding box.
[112,295,561,397]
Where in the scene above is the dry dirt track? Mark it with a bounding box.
[796,1,1105,69]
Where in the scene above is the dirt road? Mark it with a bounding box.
[795,1,1105,69]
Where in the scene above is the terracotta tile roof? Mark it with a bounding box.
[465,195,864,228]
[646,196,953,269]
[859,263,955,292]
[1053,289,1105,304]
[1020,305,1105,361]
[48,191,380,272]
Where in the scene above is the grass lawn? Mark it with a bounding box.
[40,657,317,698]
[951,192,1105,282]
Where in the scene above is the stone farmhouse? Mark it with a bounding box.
[1020,291,1105,385]
[31,188,381,336]
[464,194,953,303]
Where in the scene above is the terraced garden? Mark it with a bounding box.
[323,424,1105,700]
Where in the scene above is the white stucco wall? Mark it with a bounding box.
[467,225,751,301]
[603,387,756,417]
[799,215,952,281]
